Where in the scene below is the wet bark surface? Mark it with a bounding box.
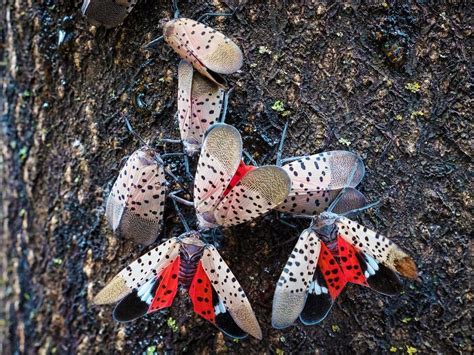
[1,0,472,353]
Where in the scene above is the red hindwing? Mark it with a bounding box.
[149,256,180,312]
[189,261,216,323]
[223,161,256,196]
[337,235,368,286]
[318,243,346,299]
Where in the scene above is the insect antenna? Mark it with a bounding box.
[124,115,184,186]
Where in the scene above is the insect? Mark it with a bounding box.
[272,208,418,329]
[164,18,243,87]
[193,123,291,230]
[276,151,366,216]
[96,123,290,338]
[106,146,167,246]
[81,0,136,28]
[94,231,262,339]
[177,60,224,155]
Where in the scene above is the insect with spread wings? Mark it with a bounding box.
[95,123,291,339]
[272,178,418,329]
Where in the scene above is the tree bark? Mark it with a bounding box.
[1,0,471,353]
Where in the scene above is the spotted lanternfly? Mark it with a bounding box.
[276,151,366,215]
[177,60,224,155]
[81,0,136,28]
[193,123,291,230]
[106,147,166,246]
[272,212,418,329]
[164,18,243,87]
[93,231,262,340]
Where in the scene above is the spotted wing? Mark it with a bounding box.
[93,238,180,305]
[106,147,167,246]
[282,151,365,195]
[164,18,243,85]
[272,229,321,329]
[113,256,180,322]
[276,187,366,216]
[213,166,291,227]
[177,60,224,155]
[81,0,136,28]
[189,260,215,323]
[337,235,403,295]
[336,217,417,279]
[200,245,262,339]
[194,123,242,225]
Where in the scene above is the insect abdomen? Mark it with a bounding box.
[179,245,204,289]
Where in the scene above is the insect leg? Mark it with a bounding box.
[143,36,164,50]
[124,116,148,146]
[181,146,193,181]
[276,120,289,166]
[219,87,234,123]
[172,0,180,19]
[168,190,194,207]
[243,150,258,166]
[171,197,190,232]
[197,10,236,23]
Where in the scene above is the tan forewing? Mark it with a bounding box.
[214,166,291,226]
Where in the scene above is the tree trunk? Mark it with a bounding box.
[1,0,471,353]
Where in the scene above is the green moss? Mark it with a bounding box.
[167,317,178,332]
[405,82,421,93]
[272,100,285,112]
[146,345,156,355]
[338,137,351,146]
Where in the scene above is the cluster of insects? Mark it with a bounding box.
[83,2,418,341]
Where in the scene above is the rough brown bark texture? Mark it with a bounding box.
[1,0,472,353]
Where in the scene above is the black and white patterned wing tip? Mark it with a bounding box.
[93,238,180,305]
[113,286,153,322]
[357,252,403,296]
[299,269,334,325]
[211,289,248,339]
